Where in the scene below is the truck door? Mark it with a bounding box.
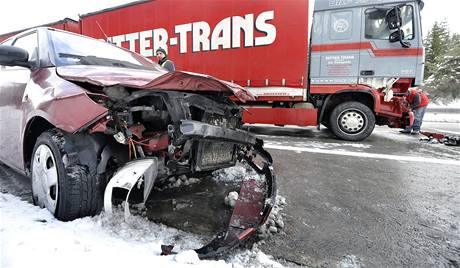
[310,7,362,85]
[359,3,421,85]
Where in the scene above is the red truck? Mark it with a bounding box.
[1,0,424,141]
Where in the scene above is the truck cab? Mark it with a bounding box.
[307,0,425,140]
[311,0,424,87]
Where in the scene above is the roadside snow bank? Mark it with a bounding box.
[0,193,284,268]
[424,112,460,123]
[428,99,460,109]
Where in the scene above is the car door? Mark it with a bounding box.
[0,31,39,171]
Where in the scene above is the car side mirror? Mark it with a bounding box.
[0,45,30,68]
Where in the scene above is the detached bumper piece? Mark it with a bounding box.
[104,120,276,259]
[195,145,276,259]
[179,120,257,145]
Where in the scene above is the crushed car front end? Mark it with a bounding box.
[54,64,276,258]
[84,85,276,258]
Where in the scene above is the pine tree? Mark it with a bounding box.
[424,20,450,79]
[425,29,460,101]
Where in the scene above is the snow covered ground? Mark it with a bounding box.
[424,112,459,123]
[428,99,460,109]
[425,99,460,123]
[0,193,284,268]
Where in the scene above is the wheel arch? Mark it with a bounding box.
[23,116,56,172]
[318,90,376,125]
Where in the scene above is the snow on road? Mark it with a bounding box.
[264,143,460,166]
[0,193,284,268]
[424,113,460,123]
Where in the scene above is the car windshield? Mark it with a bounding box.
[49,30,162,71]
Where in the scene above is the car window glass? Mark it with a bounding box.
[13,32,39,63]
[365,5,414,40]
[50,30,161,71]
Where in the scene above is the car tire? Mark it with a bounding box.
[31,129,101,221]
[328,101,375,141]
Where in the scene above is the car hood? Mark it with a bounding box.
[56,65,254,102]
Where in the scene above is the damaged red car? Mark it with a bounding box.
[0,28,276,257]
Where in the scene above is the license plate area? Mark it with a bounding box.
[195,140,236,171]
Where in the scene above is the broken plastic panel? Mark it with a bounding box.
[103,145,276,259]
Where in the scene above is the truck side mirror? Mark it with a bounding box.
[386,6,411,48]
[386,7,402,30]
[389,30,404,43]
[0,45,30,68]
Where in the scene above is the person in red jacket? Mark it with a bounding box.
[400,87,430,135]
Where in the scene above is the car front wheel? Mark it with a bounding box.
[31,129,101,221]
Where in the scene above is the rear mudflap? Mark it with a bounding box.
[104,142,276,259]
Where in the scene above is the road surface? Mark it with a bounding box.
[1,122,459,267]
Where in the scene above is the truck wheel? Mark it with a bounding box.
[328,102,375,141]
[31,129,101,221]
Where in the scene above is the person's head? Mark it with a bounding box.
[405,87,417,96]
[156,48,167,61]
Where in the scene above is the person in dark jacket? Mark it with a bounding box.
[155,47,175,72]
[400,87,430,135]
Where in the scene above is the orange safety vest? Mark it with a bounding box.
[406,90,429,108]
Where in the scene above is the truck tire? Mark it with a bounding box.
[328,101,375,141]
[31,129,101,221]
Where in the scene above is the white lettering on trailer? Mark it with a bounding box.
[125,32,139,51]
[211,17,231,50]
[192,22,211,52]
[107,10,277,57]
[139,30,153,57]
[111,35,125,47]
[232,14,254,48]
[169,37,178,46]
[153,28,168,53]
[255,11,276,46]
[175,23,192,53]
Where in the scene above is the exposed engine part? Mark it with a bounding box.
[113,132,126,144]
[86,85,275,258]
[103,85,130,101]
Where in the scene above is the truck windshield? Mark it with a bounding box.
[49,30,161,71]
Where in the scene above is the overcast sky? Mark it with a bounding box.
[0,0,459,37]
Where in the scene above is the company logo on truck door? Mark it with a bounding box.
[107,11,276,57]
